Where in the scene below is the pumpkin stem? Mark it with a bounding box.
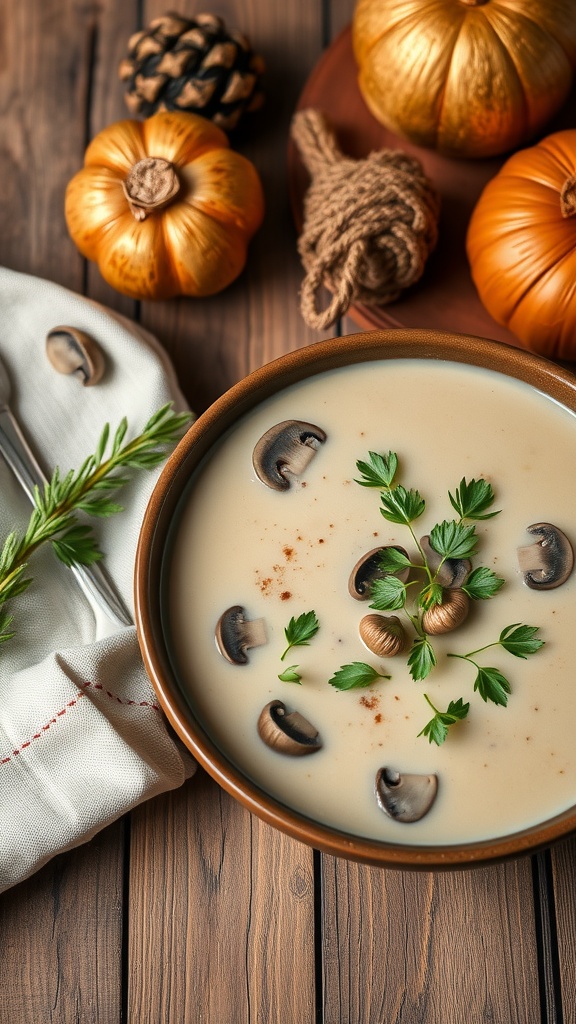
[458,0,489,5]
[560,175,576,219]
[122,157,180,221]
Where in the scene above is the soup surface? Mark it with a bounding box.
[167,359,576,845]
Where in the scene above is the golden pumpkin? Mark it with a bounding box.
[352,0,576,159]
[466,129,576,360]
[65,111,265,300]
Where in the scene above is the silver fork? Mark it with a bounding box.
[0,353,133,628]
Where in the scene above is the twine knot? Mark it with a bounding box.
[291,109,441,330]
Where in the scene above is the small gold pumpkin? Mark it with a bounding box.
[65,111,265,300]
[359,613,406,657]
[422,589,469,636]
[352,0,576,159]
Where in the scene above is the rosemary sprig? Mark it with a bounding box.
[0,403,191,644]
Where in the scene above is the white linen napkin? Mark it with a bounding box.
[0,266,194,894]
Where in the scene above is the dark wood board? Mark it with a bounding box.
[288,23,575,348]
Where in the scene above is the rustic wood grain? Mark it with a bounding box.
[323,4,547,1022]
[0,0,90,290]
[0,1,134,1021]
[129,771,316,1023]
[551,838,576,1023]
[126,1,326,1021]
[137,0,333,414]
[0,822,125,1024]
[321,855,541,1024]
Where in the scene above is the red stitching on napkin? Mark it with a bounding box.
[0,682,161,767]
[81,680,161,712]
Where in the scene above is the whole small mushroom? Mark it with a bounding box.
[46,326,105,386]
[252,419,326,490]
[375,766,438,823]
[517,523,574,590]
[422,588,469,635]
[258,699,322,756]
[359,613,406,657]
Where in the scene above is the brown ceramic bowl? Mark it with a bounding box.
[135,329,576,869]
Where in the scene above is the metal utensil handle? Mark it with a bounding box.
[0,407,133,627]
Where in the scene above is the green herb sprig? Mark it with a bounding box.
[280,610,319,662]
[0,403,191,645]
[418,695,470,746]
[277,665,302,684]
[448,624,545,707]
[349,450,544,744]
[356,451,506,683]
[328,662,390,691]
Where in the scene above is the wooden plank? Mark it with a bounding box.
[325,3,545,1022]
[126,1,328,1020]
[138,0,333,412]
[0,0,134,1020]
[0,823,125,1024]
[321,856,541,1024]
[0,0,89,289]
[85,0,141,320]
[129,772,316,1023]
[551,838,576,1024]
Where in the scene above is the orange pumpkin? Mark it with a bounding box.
[466,129,576,360]
[352,0,576,159]
[65,111,265,300]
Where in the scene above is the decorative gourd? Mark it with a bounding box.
[466,129,576,360]
[352,0,576,159]
[65,111,265,300]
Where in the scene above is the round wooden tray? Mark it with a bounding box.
[288,25,573,344]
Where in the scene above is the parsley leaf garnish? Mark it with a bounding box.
[280,610,319,661]
[418,695,470,745]
[448,623,544,706]
[328,662,390,691]
[407,637,437,681]
[380,485,425,525]
[462,566,505,601]
[369,574,407,611]
[277,665,302,684]
[498,623,545,658]
[473,667,511,706]
[355,451,398,489]
[452,623,545,663]
[428,520,478,561]
[378,546,412,574]
[350,448,545,738]
[449,477,500,520]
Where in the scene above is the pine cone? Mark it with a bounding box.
[119,12,265,132]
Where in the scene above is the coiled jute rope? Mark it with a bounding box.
[291,109,441,330]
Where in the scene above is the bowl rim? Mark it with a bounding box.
[135,327,576,869]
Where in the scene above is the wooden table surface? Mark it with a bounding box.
[1,2,576,1022]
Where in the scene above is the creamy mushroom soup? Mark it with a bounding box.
[167,359,576,845]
